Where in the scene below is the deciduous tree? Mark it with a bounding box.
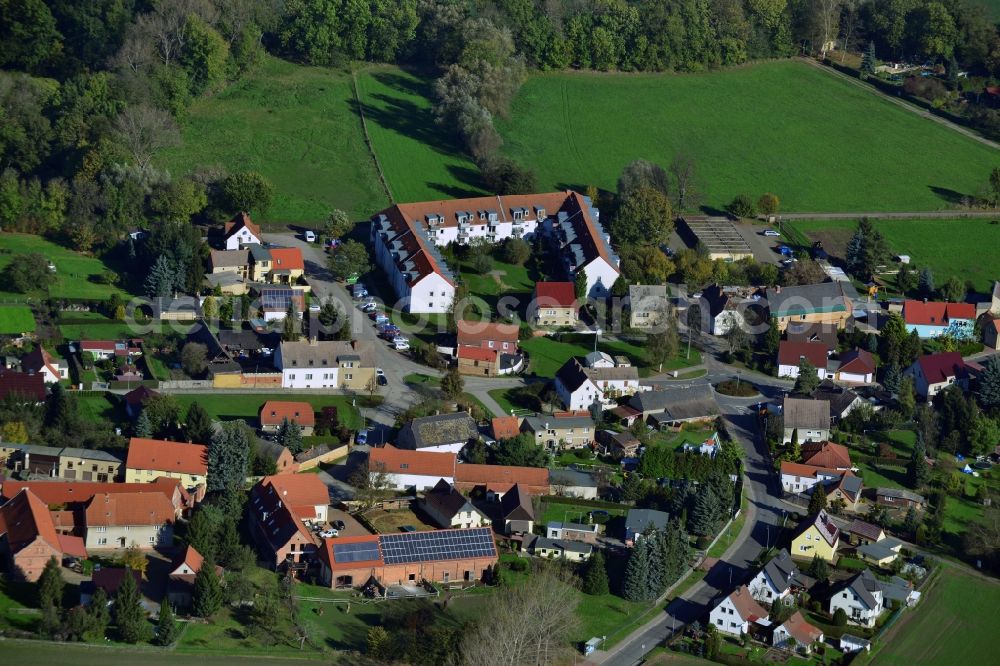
[222,170,273,214]
[328,240,370,281]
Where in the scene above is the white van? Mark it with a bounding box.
[304,230,317,242]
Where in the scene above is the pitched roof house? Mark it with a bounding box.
[628,284,669,328]
[167,544,224,607]
[624,508,670,546]
[773,611,824,652]
[498,483,535,535]
[420,481,488,530]
[0,370,46,402]
[555,357,646,412]
[20,347,67,384]
[903,300,975,339]
[124,438,208,489]
[259,400,316,435]
[791,510,840,562]
[748,549,804,604]
[837,349,876,384]
[397,412,479,454]
[224,212,262,250]
[801,442,852,470]
[782,397,831,444]
[83,491,175,550]
[709,585,769,637]
[766,282,852,331]
[621,384,718,428]
[777,341,831,379]
[368,446,457,491]
[0,488,63,581]
[829,569,885,627]
[490,416,522,441]
[905,352,970,398]
[454,463,549,496]
[248,474,329,569]
[532,281,579,326]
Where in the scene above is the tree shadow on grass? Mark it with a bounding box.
[928,185,970,205]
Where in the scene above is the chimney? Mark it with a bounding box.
[923,297,928,303]
[775,286,781,294]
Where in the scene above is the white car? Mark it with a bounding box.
[376,368,385,377]
[393,338,410,351]
[762,229,781,237]
[304,230,317,242]
[319,529,339,538]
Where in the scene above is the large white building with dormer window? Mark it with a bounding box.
[371,192,620,313]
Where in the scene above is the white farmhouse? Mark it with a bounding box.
[554,357,647,412]
[275,340,374,390]
[748,549,802,604]
[709,585,769,637]
[829,570,885,628]
[223,212,262,250]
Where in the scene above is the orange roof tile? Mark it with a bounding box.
[534,281,578,308]
[491,416,522,440]
[801,442,852,469]
[1,477,185,506]
[259,474,329,517]
[368,446,457,479]
[84,492,175,527]
[224,212,261,239]
[458,346,498,362]
[0,488,60,553]
[456,320,519,347]
[259,401,316,427]
[728,585,769,622]
[126,438,208,476]
[903,300,975,326]
[270,247,304,271]
[454,463,549,492]
[778,341,829,369]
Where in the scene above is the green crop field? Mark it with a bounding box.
[159,56,386,224]
[496,60,999,213]
[785,217,1000,293]
[0,233,132,302]
[0,306,35,334]
[172,393,361,429]
[873,567,1000,665]
[355,67,485,203]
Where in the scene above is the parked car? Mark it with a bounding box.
[393,338,410,351]
[377,374,388,386]
[352,283,368,298]
[319,528,338,538]
[777,245,793,256]
[373,313,390,325]
[360,303,377,313]
[762,229,780,237]
[399,525,416,533]
[333,520,346,531]
[345,273,360,285]
[355,430,369,445]
[304,230,317,242]
[376,368,385,376]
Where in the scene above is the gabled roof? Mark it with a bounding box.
[628,284,667,309]
[726,585,769,623]
[224,212,261,240]
[84,492,175,527]
[801,442,852,469]
[827,473,863,501]
[785,322,839,350]
[810,380,863,418]
[21,346,65,376]
[762,549,800,592]
[847,519,885,542]
[0,370,46,402]
[838,349,876,375]
[368,446,457,479]
[523,414,595,432]
[126,438,208,476]
[627,384,718,420]
[456,320,519,347]
[210,249,249,269]
[0,488,59,554]
[556,357,640,392]
[89,568,142,596]
[535,281,578,308]
[123,385,159,407]
[259,474,329,517]
[778,341,829,369]
[402,412,479,449]
[270,247,304,272]
[766,282,847,317]
[779,611,823,645]
[903,300,975,326]
[876,487,925,503]
[625,508,670,535]
[527,534,593,555]
[914,352,968,385]
[457,346,497,362]
[260,400,316,427]
[794,510,839,547]
[780,461,847,480]
[783,397,831,431]
[278,339,373,369]
[454,463,549,493]
[422,484,479,521]
[499,483,534,521]
[490,416,522,440]
[58,448,122,463]
[0,477,185,506]
[841,569,881,609]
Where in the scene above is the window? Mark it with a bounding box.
[289,374,295,380]
[148,536,156,544]
[97,526,107,533]
[346,373,353,380]
[430,291,434,297]
[305,373,313,380]
[98,538,107,546]
[488,341,494,348]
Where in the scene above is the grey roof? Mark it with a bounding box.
[556,357,639,392]
[701,284,742,318]
[628,384,718,420]
[59,448,122,463]
[879,575,914,603]
[858,542,899,562]
[766,282,848,318]
[625,508,670,535]
[218,329,280,352]
[629,284,668,310]
[843,570,880,609]
[254,439,288,463]
[402,412,479,450]
[549,468,597,489]
[278,340,373,369]
[584,351,614,367]
[876,487,926,503]
[152,296,202,319]
[527,534,593,555]
[5,443,63,456]
[786,322,839,350]
[783,397,831,431]
[763,549,801,591]
[210,249,248,269]
[500,484,534,521]
[205,272,244,288]
[847,519,884,542]
[811,380,863,418]
[421,486,478,520]
[838,474,864,498]
[523,415,594,432]
[248,244,272,262]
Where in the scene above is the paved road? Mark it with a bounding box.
[775,210,1000,221]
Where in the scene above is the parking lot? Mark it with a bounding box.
[670,218,785,266]
[326,507,372,538]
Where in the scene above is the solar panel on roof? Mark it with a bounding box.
[378,528,496,565]
[333,541,380,563]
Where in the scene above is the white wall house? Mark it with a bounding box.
[780,462,843,495]
[829,571,884,628]
[709,586,769,637]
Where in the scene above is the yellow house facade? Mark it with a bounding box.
[791,510,840,562]
[124,438,208,490]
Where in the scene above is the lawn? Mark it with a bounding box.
[869,567,1000,666]
[77,393,121,424]
[539,500,625,526]
[496,60,999,213]
[364,507,435,533]
[0,640,317,666]
[158,55,386,223]
[0,233,132,301]
[0,580,39,633]
[785,217,1000,293]
[354,67,485,203]
[520,334,701,378]
[58,312,145,340]
[172,394,361,429]
[0,306,35,334]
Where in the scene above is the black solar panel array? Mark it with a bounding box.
[379,528,496,565]
[333,541,380,563]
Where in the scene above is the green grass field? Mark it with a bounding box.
[159,55,386,224]
[58,312,143,340]
[0,306,35,334]
[0,641,317,666]
[172,393,361,429]
[496,60,999,213]
[520,335,701,378]
[355,67,485,203]
[0,234,131,301]
[785,217,1000,293]
[872,567,1000,665]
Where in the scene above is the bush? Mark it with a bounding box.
[726,194,756,218]
[757,193,779,216]
[714,380,758,397]
[833,608,848,627]
[507,558,528,572]
[695,535,712,549]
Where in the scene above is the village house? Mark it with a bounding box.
[554,356,646,412]
[5,444,63,477]
[780,461,848,495]
[801,441,853,470]
[845,519,886,546]
[825,474,864,512]
[498,483,535,536]
[248,474,329,570]
[397,412,479,454]
[223,212,262,250]
[875,487,926,513]
[167,544,224,608]
[785,322,839,350]
[83,491,175,550]
[317,527,498,589]
[614,384,718,430]
[0,478,190,518]
[701,284,753,336]
[254,440,299,475]
[790,510,840,562]
[829,570,885,627]
[490,416,522,441]
[124,437,208,490]
[548,468,599,499]
[371,192,618,314]
[628,284,669,329]
[766,282,852,331]
[531,281,579,327]
[709,585,770,637]
[419,481,488,529]
[454,463,550,497]
[80,567,142,606]
[748,549,804,604]
[0,489,71,582]
[20,346,67,384]
[79,339,142,360]
[368,446,456,491]
[275,339,375,390]
[857,537,904,567]
[525,534,592,561]
[209,248,249,282]
[546,521,599,544]
[0,370,46,403]
[259,400,316,435]
[782,397,831,444]
[777,341,832,379]
[258,286,305,322]
[123,385,159,420]
[58,448,123,482]
[523,412,595,450]
[810,381,867,423]
[597,429,640,459]
[903,299,975,339]
[983,316,1000,350]
[836,349,877,384]
[268,247,305,284]
[773,611,824,654]
[624,508,670,547]
[905,351,971,399]
[455,320,523,376]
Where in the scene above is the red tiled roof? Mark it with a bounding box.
[260,401,316,427]
[838,348,876,375]
[456,319,519,348]
[454,463,549,493]
[534,281,578,308]
[903,300,975,326]
[270,247,304,271]
[84,492,175,527]
[457,346,498,362]
[780,611,823,645]
[916,352,967,385]
[57,534,88,558]
[259,474,328,517]
[368,446,457,479]
[491,416,522,440]
[123,385,159,406]
[728,585,769,623]
[780,461,851,479]
[91,568,141,596]
[847,519,884,542]
[0,489,60,553]
[224,212,261,239]
[778,341,829,369]
[0,370,46,402]
[126,438,208,476]
[1,477,185,506]
[21,347,61,378]
[801,442,852,469]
